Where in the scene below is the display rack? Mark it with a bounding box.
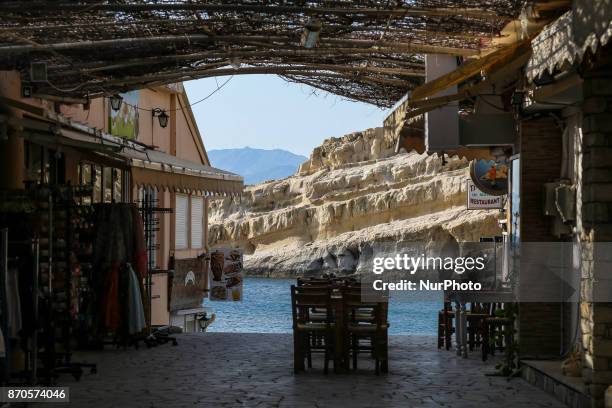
[33,185,97,383]
[138,192,176,347]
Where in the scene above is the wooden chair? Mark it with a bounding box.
[291,285,334,373]
[466,303,490,356]
[341,289,389,374]
[437,300,455,350]
[482,303,512,361]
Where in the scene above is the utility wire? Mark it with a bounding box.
[117,75,234,112]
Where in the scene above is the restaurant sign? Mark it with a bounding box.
[466,179,505,210]
[209,248,243,302]
[469,159,508,196]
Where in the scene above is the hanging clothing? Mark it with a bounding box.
[0,327,5,358]
[7,267,22,338]
[103,262,121,332]
[126,264,146,335]
[131,206,147,281]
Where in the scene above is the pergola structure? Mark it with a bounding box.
[0,1,530,108]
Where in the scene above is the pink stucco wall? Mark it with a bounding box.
[59,85,207,165]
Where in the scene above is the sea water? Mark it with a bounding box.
[203,277,439,335]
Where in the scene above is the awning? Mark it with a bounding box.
[526,9,612,82]
[2,105,243,196]
[122,148,243,195]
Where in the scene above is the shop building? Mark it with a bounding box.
[0,70,243,344]
[386,3,612,406]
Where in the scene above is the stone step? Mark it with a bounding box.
[521,359,590,408]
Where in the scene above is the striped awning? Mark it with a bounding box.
[124,149,243,195]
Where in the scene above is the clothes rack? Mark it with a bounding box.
[0,228,40,385]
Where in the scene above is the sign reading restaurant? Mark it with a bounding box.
[466,179,504,210]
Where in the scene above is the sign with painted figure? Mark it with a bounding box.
[469,159,509,196]
[209,248,243,302]
[109,91,139,139]
[467,180,505,210]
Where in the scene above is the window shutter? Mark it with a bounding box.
[175,194,188,249]
[191,196,203,249]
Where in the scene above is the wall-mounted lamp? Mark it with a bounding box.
[153,108,169,128]
[301,20,322,49]
[109,94,123,111]
[511,91,525,111]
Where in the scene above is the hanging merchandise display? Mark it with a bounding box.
[92,203,149,345]
[209,248,243,302]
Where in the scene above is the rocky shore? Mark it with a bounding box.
[208,127,501,278]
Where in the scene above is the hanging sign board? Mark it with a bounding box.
[171,258,207,312]
[466,180,505,210]
[209,248,243,302]
[109,90,139,139]
[469,159,509,196]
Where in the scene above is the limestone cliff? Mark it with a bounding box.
[208,127,501,277]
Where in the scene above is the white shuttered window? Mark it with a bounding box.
[191,196,203,249]
[175,194,188,249]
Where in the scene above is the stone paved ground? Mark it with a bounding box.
[55,333,565,408]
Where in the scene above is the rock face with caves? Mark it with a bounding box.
[208,127,501,278]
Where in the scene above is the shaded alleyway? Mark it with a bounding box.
[57,334,564,408]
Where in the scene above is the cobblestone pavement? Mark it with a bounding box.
[56,333,565,408]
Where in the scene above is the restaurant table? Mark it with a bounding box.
[447,290,515,358]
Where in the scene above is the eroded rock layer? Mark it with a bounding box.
[208,127,500,277]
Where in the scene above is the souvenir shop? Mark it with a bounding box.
[0,133,153,384]
[0,118,242,386]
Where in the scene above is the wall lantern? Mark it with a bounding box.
[301,20,322,49]
[153,108,169,128]
[510,91,525,111]
[109,94,123,111]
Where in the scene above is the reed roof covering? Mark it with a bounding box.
[0,1,523,107]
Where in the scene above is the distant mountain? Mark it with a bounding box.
[208,147,307,185]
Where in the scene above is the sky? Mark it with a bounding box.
[184,75,391,157]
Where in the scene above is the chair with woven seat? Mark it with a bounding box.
[291,285,335,373]
[341,289,389,374]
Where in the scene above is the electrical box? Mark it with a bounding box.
[30,62,48,82]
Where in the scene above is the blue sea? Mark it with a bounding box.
[203,277,439,335]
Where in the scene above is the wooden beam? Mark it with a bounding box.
[532,0,571,12]
[402,42,532,119]
[410,39,530,101]
[0,34,479,57]
[0,3,503,20]
[30,93,88,105]
[74,66,410,90]
[0,96,45,117]
[55,48,425,75]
